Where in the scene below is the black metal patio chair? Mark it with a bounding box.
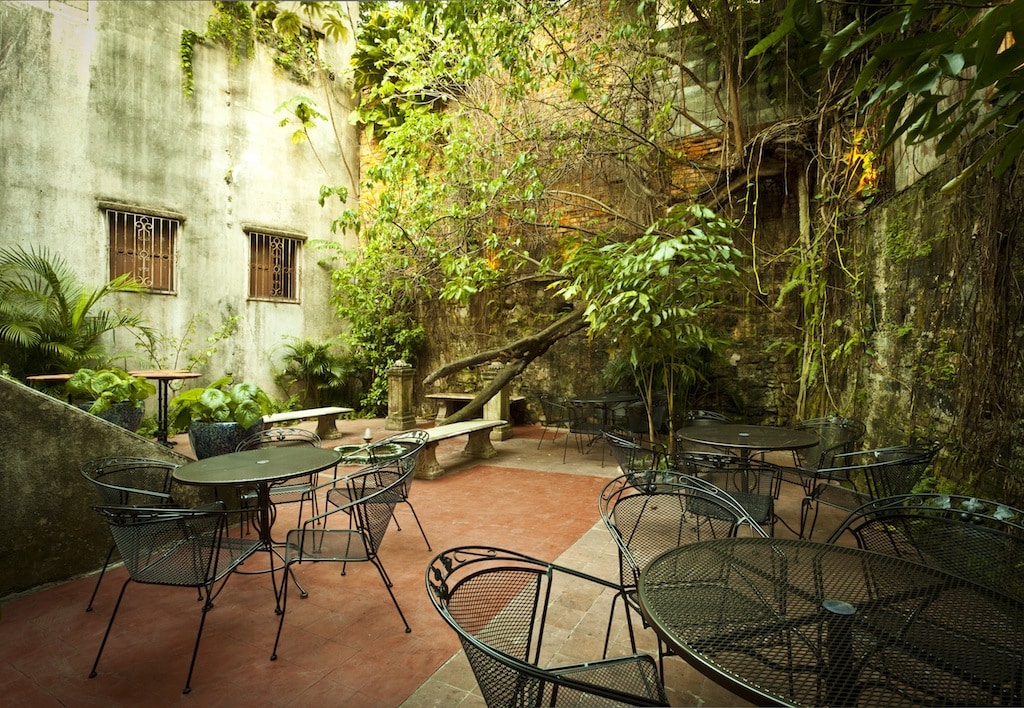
[565,400,606,464]
[425,545,669,707]
[329,429,431,550]
[788,414,866,483]
[271,465,412,660]
[827,492,1024,601]
[88,503,261,694]
[673,450,784,536]
[537,396,571,449]
[599,471,767,677]
[235,426,324,538]
[801,442,940,539]
[604,429,669,480]
[80,456,181,612]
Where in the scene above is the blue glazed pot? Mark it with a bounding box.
[77,400,145,433]
[188,421,261,459]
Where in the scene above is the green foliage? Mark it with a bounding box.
[132,312,239,373]
[168,375,271,430]
[65,367,155,414]
[765,0,1024,191]
[273,336,357,408]
[0,245,152,379]
[182,1,346,98]
[328,241,425,415]
[557,204,745,436]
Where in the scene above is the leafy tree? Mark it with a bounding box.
[558,204,745,441]
[759,0,1024,192]
[0,246,152,378]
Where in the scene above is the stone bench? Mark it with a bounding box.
[262,406,354,440]
[416,419,507,480]
[425,392,526,420]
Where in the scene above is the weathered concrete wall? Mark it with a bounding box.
[0,377,196,598]
[0,0,358,394]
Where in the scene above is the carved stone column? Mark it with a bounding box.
[385,360,416,431]
[481,362,513,440]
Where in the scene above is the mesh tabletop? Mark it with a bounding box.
[676,423,820,455]
[639,537,1024,707]
[172,447,341,486]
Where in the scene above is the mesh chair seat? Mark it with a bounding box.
[88,503,261,694]
[426,545,669,706]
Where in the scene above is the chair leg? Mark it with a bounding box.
[403,500,431,550]
[85,544,116,612]
[181,592,215,694]
[370,557,411,633]
[271,563,291,660]
[602,590,637,659]
[537,425,547,449]
[88,579,130,681]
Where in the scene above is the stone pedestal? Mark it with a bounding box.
[482,362,513,440]
[385,360,416,431]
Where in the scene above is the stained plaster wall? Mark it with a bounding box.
[0,0,358,394]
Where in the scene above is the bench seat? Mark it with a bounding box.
[416,419,507,479]
[262,406,354,439]
[425,393,526,421]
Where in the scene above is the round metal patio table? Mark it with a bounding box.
[173,447,341,606]
[639,537,1024,707]
[676,423,819,460]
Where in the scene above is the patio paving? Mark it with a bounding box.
[1,417,828,706]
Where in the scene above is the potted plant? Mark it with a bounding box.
[66,367,155,432]
[169,376,271,458]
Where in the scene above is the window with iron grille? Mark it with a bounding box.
[248,231,300,302]
[107,208,177,293]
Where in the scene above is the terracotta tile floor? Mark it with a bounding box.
[1,419,840,707]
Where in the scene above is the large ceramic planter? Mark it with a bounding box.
[188,421,261,459]
[77,400,145,433]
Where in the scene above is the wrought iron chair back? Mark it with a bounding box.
[827,493,1024,601]
[80,456,180,612]
[537,396,571,450]
[599,471,767,675]
[88,503,261,694]
[425,545,668,707]
[235,426,323,537]
[271,465,411,659]
[605,429,669,476]
[792,415,867,473]
[673,450,783,535]
[329,429,432,549]
[802,442,940,539]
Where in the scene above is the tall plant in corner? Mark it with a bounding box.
[0,245,152,378]
[558,205,745,446]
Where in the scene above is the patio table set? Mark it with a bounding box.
[77,410,1024,705]
[81,430,429,694]
[425,410,1024,707]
